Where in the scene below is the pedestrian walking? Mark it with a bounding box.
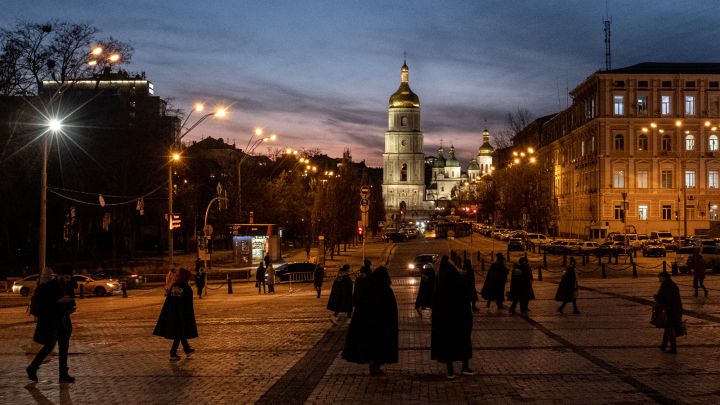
[555,257,580,314]
[26,265,77,383]
[653,272,683,353]
[692,250,709,297]
[353,261,372,306]
[508,256,534,314]
[313,265,325,298]
[431,256,475,379]
[195,268,206,299]
[342,266,399,375]
[153,268,198,360]
[264,252,271,268]
[481,253,508,310]
[327,264,354,324]
[164,267,176,295]
[463,258,480,312]
[256,263,266,294]
[266,262,276,294]
[415,263,436,317]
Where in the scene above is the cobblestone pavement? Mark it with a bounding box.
[2,238,720,404]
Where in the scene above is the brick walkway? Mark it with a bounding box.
[1,238,720,403]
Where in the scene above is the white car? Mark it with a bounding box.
[12,274,40,296]
[73,275,121,297]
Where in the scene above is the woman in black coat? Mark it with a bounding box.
[327,265,354,324]
[342,266,399,375]
[463,258,480,312]
[415,263,436,317]
[555,258,580,314]
[654,272,683,353]
[431,256,475,379]
[481,253,508,309]
[153,268,198,359]
[508,257,534,314]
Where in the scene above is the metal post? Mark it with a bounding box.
[683,185,688,239]
[662,260,667,274]
[601,263,606,279]
[168,161,174,267]
[39,136,48,283]
[537,266,543,281]
[632,263,637,278]
[237,159,242,222]
[227,274,233,294]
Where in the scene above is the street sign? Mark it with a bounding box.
[360,185,370,196]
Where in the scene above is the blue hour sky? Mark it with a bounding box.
[3,0,719,166]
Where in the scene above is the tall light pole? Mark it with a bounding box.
[238,128,276,222]
[38,119,62,283]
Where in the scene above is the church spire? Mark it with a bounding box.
[401,61,409,83]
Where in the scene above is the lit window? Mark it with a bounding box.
[685,95,696,116]
[685,134,695,151]
[661,170,673,188]
[709,135,719,151]
[636,170,648,189]
[638,204,648,220]
[613,95,624,116]
[637,96,647,114]
[662,205,673,220]
[613,170,625,188]
[710,205,719,221]
[662,135,672,152]
[614,134,624,151]
[638,135,648,151]
[709,171,719,189]
[685,170,696,188]
[661,95,671,116]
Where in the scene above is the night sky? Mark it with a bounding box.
[3,1,719,166]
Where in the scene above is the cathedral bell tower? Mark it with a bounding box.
[382,61,426,214]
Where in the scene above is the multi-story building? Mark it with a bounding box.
[532,63,720,239]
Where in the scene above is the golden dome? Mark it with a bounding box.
[389,63,420,108]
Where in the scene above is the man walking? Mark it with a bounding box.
[195,268,206,299]
[256,263,266,294]
[692,250,709,297]
[313,265,325,298]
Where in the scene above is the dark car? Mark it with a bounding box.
[91,268,146,289]
[273,262,317,282]
[507,239,526,252]
[596,242,627,256]
[407,254,439,276]
[642,241,667,257]
[383,232,408,243]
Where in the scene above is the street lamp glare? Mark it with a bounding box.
[172,153,181,161]
[528,147,534,154]
[255,128,263,136]
[215,107,226,117]
[650,122,657,128]
[530,157,537,163]
[48,119,62,132]
[87,60,97,66]
[194,103,204,112]
[91,47,103,55]
[675,120,683,127]
[270,134,277,140]
[705,121,711,127]
[108,53,121,62]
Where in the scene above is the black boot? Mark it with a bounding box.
[26,366,38,382]
[59,371,75,383]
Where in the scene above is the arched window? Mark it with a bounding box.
[400,163,407,181]
[638,134,648,151]
[685,134,695,151]
[709,134,719,151]
[614,134,624,151]
[662,135,672,151]
[400,116,408,127]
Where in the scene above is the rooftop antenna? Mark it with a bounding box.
[603,0,612,71]
[403,50,407,64]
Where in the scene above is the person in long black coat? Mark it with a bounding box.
[353,261,372,307]
[313,265,325,298]
[463,258,480,312]
[555,258,580,314]
[654,272,683,353]
[255,263,266,294]
[415,263,436,317]
[153,268,198,359]
[431,256,475,379]
[343,266,399,375]
[327,264,354,324]
[195,269,206,299]
[481,253,508,309]
[26,266,77,383]
[508,256,534,314]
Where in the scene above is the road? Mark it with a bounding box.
[1,237,719,404]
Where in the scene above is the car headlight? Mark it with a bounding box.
[408,264,415,269]
[106,282,115,288]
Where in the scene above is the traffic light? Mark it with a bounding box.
[357,227,363,236]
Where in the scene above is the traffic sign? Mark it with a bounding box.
[360,185,370,195]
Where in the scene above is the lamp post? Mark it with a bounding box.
[237,128,276,222]
[38,119,62,283]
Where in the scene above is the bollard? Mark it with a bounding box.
[227,274,233,294]
[598,254,601,265]
[662,260,667,274]
[121,281,128,298]
[632,263,638,278]
[79,284,84,299]
[629,252,634,264]
[614,254,619,264]
[537,266,543,281]
[634,248,638,258]
[543,249,548,268]
[672,262,678,276]
[601,263,607,279]
[481,258,486,273]
[477,250,481,261]
[562,255,567,266]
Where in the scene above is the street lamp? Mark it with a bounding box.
[39,119,62,283]
[237,128,276,222]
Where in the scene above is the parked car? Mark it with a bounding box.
[507,238,526,252]
[546,240,572,254]
[91,268,146,289]
[676,245,720,273]
[577,241,600,254]
[525,233,549,248]
[642,241,667,257]
[273,262,317,282]
[596,241,627,256]
[407,254,439,276]
[73,274,121,296]
[401,227,419,239]
[12,274,40,296]
[383,232,407,243]
[650,231,676,250]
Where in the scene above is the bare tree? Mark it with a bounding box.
[506,107,534,135]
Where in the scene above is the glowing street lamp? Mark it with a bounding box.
[39,119,63,282]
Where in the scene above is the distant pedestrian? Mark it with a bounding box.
[153,268,197,360]
[463,258,480,312]
[264,252,271,268]
[327,265,354,324]
[353,261,373,306]
[266,262,276,294]
[26,265,77,383]
[195,269,206,299]
[555,257,580,314]
[195,257,202,273]
[342,266,399,375]
[256,263,266,294]
[415,263,436,317]
[164,267,176,295]
[431,256,475,379]
[481,253,508,310]
[692,251,709,297]
[653,272,683,354]
[313,265,325,298]
[508,256,534,314]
